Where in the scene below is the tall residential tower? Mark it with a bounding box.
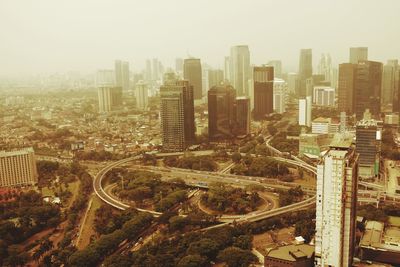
[315,134,358,267]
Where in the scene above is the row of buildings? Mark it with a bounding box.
[159,72,252,151]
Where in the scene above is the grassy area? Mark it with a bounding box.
[76,195,103,250]
[41,181,80,208]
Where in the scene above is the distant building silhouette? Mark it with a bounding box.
[354,60,382,119]
[135,80,148,110]
[349,47,368,64]
[338,63,357,114]
[115,60,130,90]
[267,60,282,78]
[298,49,313,97]
[382,60,400,110]
[184,58,203,100]
[230,45,251,96]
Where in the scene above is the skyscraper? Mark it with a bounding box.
[267,60,282,78]
[184,58,203,100]
[235,97,250,136]
[115,60,130,91]
[356,116,381,179]
[135,80,148,110]
[338,63,357,114]
[230,45,251,96]
[208,85,236,141]
[98,87,122,113]
[253,66,274,120]
[0,148,38,187]
[160,73,195,151]
[315,134,358,267]
[298,49,313,97]
[354,60,383,120]
[273,78,287,114]
[318,53,332,82]
[382,60,399,109]
[350,47,368,64]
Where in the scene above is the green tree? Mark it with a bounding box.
[177,254,207,267]
[169,216,189,232]
[187,238,220,259]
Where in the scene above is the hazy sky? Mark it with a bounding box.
[1,0,399,76]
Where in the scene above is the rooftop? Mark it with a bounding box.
[266,244,314,261]
[361,218,400,252]
[0,147,35,157]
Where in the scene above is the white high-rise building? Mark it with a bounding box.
[299,96,312,127]
[313,86,335,107]
[273,78,287,114]
[230,45,251,96]
[135,80,148,110]
[315,134,358,267]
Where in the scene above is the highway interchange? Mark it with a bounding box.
[92,150,318,223]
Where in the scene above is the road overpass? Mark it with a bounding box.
[93,151,318,222]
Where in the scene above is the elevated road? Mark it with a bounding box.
[93,150,318,222]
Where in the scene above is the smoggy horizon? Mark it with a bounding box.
[1,0,400,76]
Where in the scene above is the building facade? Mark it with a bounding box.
[0,148,38,187]
[315,134,358,267]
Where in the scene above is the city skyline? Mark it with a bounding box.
[1,0,400,76]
